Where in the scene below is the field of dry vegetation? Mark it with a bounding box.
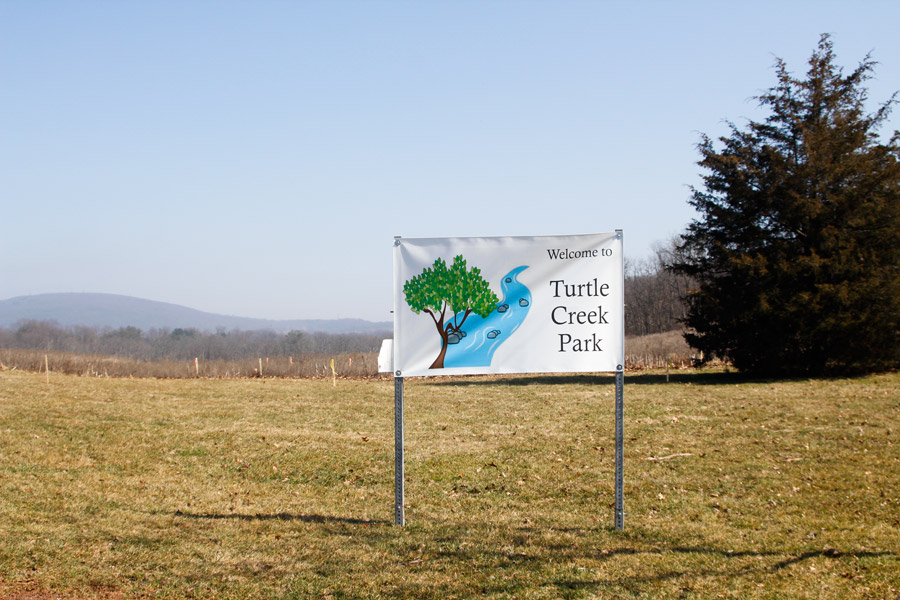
[0,331,693,380]
[0,348,382,380]
[1,367,897,599]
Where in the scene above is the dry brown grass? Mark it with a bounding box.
[625,330,696,369]
[1,368,897,599]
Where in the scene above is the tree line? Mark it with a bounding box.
[624,239,691,337]
[0,321,388,362]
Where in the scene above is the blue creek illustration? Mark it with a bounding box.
[443,265,531,368]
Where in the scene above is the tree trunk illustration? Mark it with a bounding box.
[429,331,449,369]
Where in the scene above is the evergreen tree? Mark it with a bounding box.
[673,35,900,376]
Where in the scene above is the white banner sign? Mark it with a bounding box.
[392,232,624,377]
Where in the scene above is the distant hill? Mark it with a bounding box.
[0,293,392,334]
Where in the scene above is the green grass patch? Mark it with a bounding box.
[0,369,898,599]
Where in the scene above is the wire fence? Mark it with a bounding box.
[0,348,388,379]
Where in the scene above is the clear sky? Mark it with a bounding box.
[2,1,898,322]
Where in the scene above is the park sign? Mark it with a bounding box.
[390,231,627,528]
[392,232,624,377]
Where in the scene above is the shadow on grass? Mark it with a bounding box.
[768,547,895,570]
[171,510,388,526]
[426,371,767,387]
[420,521,899,596]
[159,511,898,597]
[542,543,897,592]
[423,368,887,387]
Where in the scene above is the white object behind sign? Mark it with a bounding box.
[377,339,394,373]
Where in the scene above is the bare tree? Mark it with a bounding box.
[625,238,692,337]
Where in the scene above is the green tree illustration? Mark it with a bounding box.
[404,255,500,369]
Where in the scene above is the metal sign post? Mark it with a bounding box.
[394,374,405,526]
[391,231,626,528]
[614,365,625,530]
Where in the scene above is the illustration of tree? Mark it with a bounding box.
[404,255,500,369]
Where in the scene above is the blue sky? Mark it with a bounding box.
[2,1,898,322]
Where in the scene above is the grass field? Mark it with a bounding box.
[0,369,898,599]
